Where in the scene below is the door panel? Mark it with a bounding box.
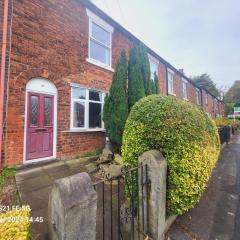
[43,132,50,151]
[29,133,37,153]
[26,92,54,160]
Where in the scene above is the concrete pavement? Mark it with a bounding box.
[15,157,92,240]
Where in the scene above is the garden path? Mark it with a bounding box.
[15,157,93,240]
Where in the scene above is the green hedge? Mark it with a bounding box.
[122,95,220,215]
[214,117,240,128]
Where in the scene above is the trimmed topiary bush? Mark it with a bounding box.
[122,95,220,215]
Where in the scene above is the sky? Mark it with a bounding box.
[91,0,240,89]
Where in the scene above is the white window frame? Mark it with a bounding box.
[167,68,175,96]
[196,89,200,105]
[205,94,208,105]
[70,84,105,132]
[182,78,188,100]
[148,55,159,81]
[86,9,114,72]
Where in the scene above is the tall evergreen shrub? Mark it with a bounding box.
[128,46,145,109]
[103,50,128,148]
[153,72,160,94]
[139,45,152,95]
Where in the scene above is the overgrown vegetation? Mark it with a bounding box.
[81,148,103,158]
[122,95,220,215]
[214,117,240,128]
[0,167,16,185]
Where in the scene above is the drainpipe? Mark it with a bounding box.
[200,89,203,107]
[0,0,10,164]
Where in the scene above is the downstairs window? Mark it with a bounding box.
[71,86,105,130]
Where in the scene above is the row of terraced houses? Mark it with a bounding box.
[0,0,224,166]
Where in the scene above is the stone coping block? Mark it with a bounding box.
[48,172,97,240]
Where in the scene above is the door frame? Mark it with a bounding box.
[23,78,58,164]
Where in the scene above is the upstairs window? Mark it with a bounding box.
[71,86,105,130]
[90,22,111,66]
[167,69,174,95]
[149,56,158,81]
[182,80,188,99]
[205,94,208,105]
[87,9,113,69]
[196,89,200,105]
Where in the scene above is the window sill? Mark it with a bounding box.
[62,129,106,133]
[168,92,176,96]
[86,58,114,72]
[183,98,189,101]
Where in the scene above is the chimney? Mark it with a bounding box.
[179,69,185,74]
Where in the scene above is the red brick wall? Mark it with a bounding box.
[1,0,13,164]
[4,0,135,165]
[208,95,215,117]
[3,0,224,165]
[201,90,208,111]
[0,1,3,64]
[158,62,167,95]
[0,0,4,162]
[173,74,183,99]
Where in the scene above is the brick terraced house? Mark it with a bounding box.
[0,0,224,166]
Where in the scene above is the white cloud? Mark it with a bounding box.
[91,0,240,87]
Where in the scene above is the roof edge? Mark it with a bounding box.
[78,0,223,102]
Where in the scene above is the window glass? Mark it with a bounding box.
[196,91,200,104]
[168,72,174,94]
[91,22,110,46]
[44,97,51,126]
[182,82,187,99]
[71,87,104,129]
[90,40,110,65]
[89,102,102,128]
[89,90,102,102]
[72,88,86,99]
[30,96,38,125]
[73,102,85,128]
[150,59,158,81]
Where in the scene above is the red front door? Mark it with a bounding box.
[26,92,54,160]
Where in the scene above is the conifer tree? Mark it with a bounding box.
[154,72,160,94]
[150,78,156,94]
[103,50,128,148]
[139,45,152,95]
[128,46,145,109]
